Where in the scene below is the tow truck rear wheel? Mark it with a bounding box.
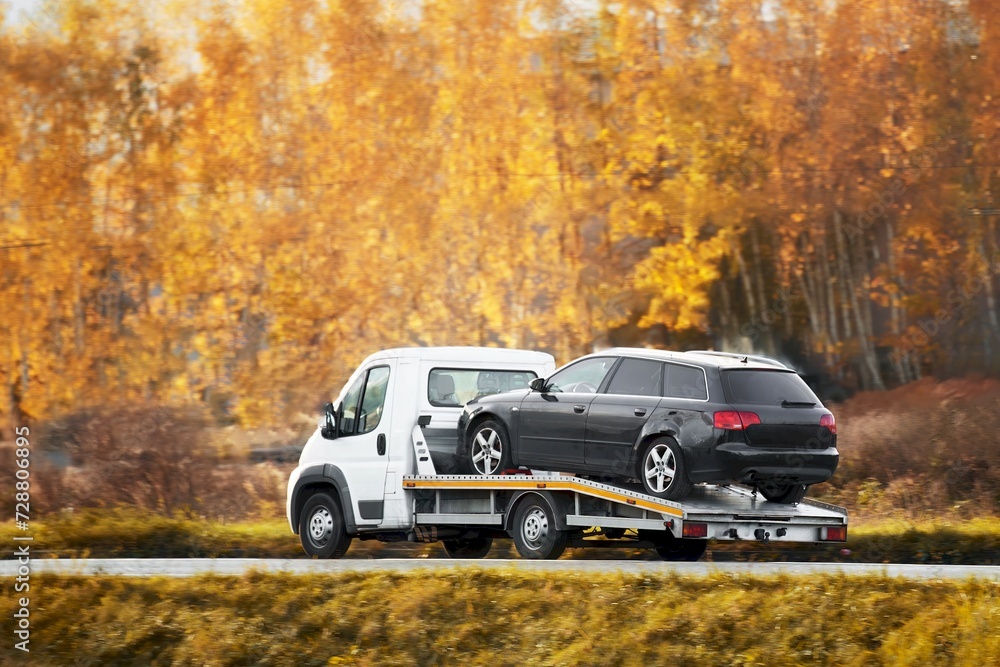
[299,492,353,559]
[759,482,808,504]
[511,497,567,560]
[442,534,494,559]
[653,538,708,562]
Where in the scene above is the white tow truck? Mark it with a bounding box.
[286,347,848,560]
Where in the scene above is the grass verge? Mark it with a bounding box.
[3,509,998,563]
[2,571,998,665]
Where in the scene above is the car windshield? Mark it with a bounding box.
[722,369,820,406]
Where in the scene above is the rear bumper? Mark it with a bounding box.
[711,443,839,485]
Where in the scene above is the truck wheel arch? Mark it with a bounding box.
[291,464,357,535]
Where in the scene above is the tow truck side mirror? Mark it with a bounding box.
[529,377,547,392]
[320,402,338,440]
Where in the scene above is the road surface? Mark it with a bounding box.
[4,558,1000,580]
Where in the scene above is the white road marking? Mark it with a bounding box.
[3,558,999,580]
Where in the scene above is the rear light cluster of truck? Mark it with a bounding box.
[819,526,847,541]
[682,522,708,538]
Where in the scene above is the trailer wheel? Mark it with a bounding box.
[639,437,693,501]
[299,492,353,558]
[511,497,567,560]
[759,482,808,504]
[468,419,511,475]
[654,538,707,562]
[442,535,494,559]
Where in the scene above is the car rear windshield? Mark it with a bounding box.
[721,369,820,406]
[428,368,538,407]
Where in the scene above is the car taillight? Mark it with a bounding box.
[820,414,837,434]
[713,411,761,430]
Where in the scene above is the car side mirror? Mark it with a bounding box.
[320,402,338,440]
[529,377,547,392]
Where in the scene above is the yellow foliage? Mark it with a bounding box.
[1,0,997,428]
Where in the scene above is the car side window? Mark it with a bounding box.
[546,357,616,393]
[664,363,708,400]
[605,358,663,397]
[339,374,365,436]
[358,366,390,434]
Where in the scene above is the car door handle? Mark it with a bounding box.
[573,405,586,414]
[377,433,386,456]
[634,408,647,417]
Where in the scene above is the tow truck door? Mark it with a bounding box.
[332,359,395,527]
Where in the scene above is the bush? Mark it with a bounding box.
[17,403,215,516]
[815,379,1000,517]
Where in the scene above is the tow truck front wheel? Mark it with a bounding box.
[511,497,567,560]
[299,492,353,558]
[442,534,494,559]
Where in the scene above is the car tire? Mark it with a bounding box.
[639,437,693,501]
[442,534,493,559]
[299,492,353,558]
[510,496,567,560]
[653,537,708,562]
[467,419,512,475]
[759,482,808,504]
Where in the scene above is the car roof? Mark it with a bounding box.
[360,346,556,366]
[593,347,792,371]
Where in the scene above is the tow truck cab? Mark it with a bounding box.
[287,347,555,535]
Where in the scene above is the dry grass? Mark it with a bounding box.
[3,571,998,665]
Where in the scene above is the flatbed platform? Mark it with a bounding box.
[402,473,846,544]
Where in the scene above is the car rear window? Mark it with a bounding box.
[428,368,537,407]
[722,369,819,406]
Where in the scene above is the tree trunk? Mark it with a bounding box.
[834,210,885,390]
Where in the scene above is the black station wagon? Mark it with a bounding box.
[458,348,839,503]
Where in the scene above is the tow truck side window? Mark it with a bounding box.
[339,365,391,436]
[358,366,390,434]
[428,368,538,407]
[339,375,365,436]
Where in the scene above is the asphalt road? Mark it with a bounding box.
[4,558,1000,580]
